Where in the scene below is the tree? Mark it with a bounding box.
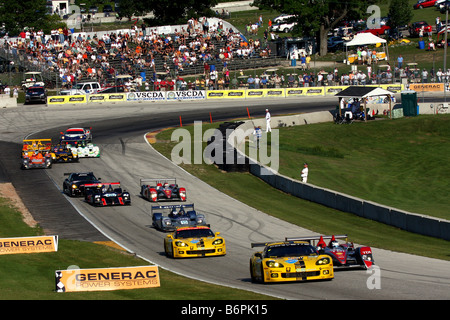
[0,0,65,36]
[143,0,218,25]
[387,0,413,31]
[252,0,375,56]
[0,0,48,35]
[114,0,218,25]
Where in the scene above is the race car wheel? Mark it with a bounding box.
[164,241,174,258]
[260,265,266,283]
[250,261,257,283]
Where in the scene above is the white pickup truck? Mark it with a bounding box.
[60,82,101,95]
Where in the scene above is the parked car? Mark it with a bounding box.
[25,86,47,104]
[60,82,101,95]
[271,21,297,33]
[327,36,345,52]
[408,21,430,37]
[413,0,437,9]
[273,14,297,24]
[103,4,114,12]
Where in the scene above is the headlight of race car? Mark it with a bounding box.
[72,184,78,189]
[266,260,284,268]
[316,257,331,265]
[212,238,223,245]
[175,241,187,247]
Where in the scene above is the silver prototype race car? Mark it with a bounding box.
[151,204,208,232]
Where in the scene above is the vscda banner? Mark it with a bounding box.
[0,235,58,255]
[55,265,160,292]
[166,90,206,100]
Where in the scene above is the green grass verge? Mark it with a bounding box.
[0,196,276,299]
[152,116,450,261]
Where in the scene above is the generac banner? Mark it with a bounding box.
[55,265,160,292]
[0,235,58,255]
[409,83,444,92]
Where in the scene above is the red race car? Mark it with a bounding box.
[140,178,187,202]
[285,235,374,270]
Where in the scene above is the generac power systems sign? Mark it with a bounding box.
[0,235,58,255]
[55,265,160,292]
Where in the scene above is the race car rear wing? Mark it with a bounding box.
[285,235,348,245]
[251,235,349,248]
[151,203,194,213]
[63,172,95,176]
[22,139,52,151]
[140,178,177,186]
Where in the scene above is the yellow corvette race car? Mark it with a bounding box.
[249,240,334,283]
[164,226,226,258]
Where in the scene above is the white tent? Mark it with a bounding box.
[344,33,389,63]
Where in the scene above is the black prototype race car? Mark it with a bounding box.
[285,235,374,270]
[151,204,207,232]
[63,172,101,197]
[84,182,131,206]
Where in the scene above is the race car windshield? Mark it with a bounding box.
[266,244,318,258]
[175,229,215,239]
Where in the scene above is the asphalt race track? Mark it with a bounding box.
[1,96,450,300]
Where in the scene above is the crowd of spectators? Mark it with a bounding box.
[2,15,447,93]
[0,17,275,91]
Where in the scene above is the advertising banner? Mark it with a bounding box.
[166,90,206,100]
[408,83,443,92]
[127,91,165,101]
[47,95,87,104]
[207,90,245,99]
[325,86,347,95]
[0,235,58,255]
[89,93,127,102]
[55,265,160,292]
[245,89,286,98]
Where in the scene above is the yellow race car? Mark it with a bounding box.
[249,240,334,283]
[164,226,226,258]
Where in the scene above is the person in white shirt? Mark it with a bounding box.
[265,108,271,132]
[301,163,309,183]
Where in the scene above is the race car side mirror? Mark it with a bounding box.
[215,232,221,236]
[167,235,173,239]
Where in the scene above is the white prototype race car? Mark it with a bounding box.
[64,139,100,158]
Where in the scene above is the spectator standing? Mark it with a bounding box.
[397,55,403,69]
[301,163,309,183]
[422,68,428,83]
[265,108,271,133]
[253,126,262,148]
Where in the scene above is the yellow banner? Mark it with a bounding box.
[245,88,286,98]
[89,93,127,102]
[47,95,87,104]
[207,90,245,99]
[0,235,58,255]
[409,83,443,92]
[55,265,160,292]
